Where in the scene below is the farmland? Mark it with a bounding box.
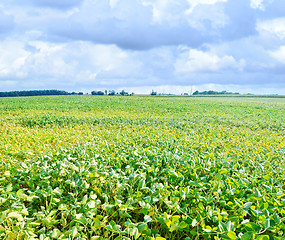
[0,95,284,240]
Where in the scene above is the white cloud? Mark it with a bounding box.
[186,2,228,30]
[269,46,285,64]
[142,0,227,29]
[257,18,285,40]
[0,40,29,78]
[24,41,74,77]
[0,39,146,90]
[175,48,245,73]
[141,0,185,25]
[109,0,119,8]
[250,0,265,10]
[186,0,227,14]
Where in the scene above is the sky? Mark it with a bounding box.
[0,0,285,95]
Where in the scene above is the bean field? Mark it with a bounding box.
[0,95,284,240]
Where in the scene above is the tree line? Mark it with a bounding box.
[91,90,134,96]
[192,90,240,95]
[0,90,81,97]
[0,89,242,98]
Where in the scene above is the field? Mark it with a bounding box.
[0,95,284,240]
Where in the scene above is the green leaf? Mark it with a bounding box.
[58,204,68,210]
[110,220,116,228]
[244,222,262,232]
[106,220,121,232]
[172,215,180,222]
[251,208,263,216]
[274,213,281,224]
[51,228,61,239]
[82,195,88,205]
[227,231,236,240]
[192,219,197,227]
[0,197,7,205]
[241,219,250,225]
[88,200,96,208]
[71,226,78,238]
[218,222,226,232]
[91,237,101,240]
[240,232,253,240]
[52,187,62,195]
[243,202,253,210]
[264,218,270,229]
[5,184,13,193]
[131,227,140,239]
[203,226,212,233]
[254,188,262,198]
[179,221,188,229]
[138,179,145,189]
[226,221,232,232]
[144,215,152,223]
[105,225,112,231]
[256,235,270,240]
[170,222,179,232]
[138,223,148,232]
[7,212,23,221]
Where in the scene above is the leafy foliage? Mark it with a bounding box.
[0,96,284,239]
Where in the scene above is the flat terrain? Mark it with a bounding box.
[0,96,284,239]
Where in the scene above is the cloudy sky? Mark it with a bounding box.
[0,0,285,94]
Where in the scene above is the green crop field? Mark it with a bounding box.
[0,95,284,240]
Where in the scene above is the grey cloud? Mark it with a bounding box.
[1,0,267,50]
[46,1,218,50]
[220,0,258,40]
[45,0,266,50]
[50,19,210,50]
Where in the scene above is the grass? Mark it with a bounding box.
[0,95,284,239]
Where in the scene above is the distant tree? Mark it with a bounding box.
[208,90,216,95]
[105,90,108,95]
[78,92,84,95]
[193,90,199,95]
[91,91,104,95]
[108,90,116,96]
[150,90,157,95]
[120,90,128,96]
